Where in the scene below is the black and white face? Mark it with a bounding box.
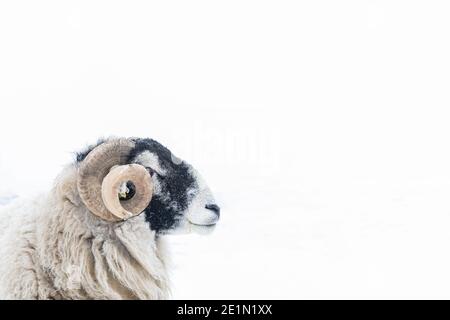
[125,138,220,234]
[77,138,220,234]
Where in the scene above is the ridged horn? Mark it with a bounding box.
[77,138,153,221]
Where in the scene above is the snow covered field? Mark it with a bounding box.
[1,1,450,299]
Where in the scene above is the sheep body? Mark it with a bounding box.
[0,165,171,299]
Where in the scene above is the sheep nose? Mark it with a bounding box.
[205,204,220,217]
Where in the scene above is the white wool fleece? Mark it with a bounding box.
[0,165,171,300]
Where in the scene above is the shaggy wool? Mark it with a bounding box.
[0,165,171,299]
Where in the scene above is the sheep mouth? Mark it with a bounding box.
[188,222,217,235]
[188,221,217,227]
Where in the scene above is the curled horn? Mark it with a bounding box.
[77,138,153,221]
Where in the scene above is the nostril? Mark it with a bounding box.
[205,204,220,216]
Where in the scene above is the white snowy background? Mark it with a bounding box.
[1,1,450,299]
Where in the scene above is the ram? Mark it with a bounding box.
[0,137,220,299]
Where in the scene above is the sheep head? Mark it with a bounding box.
[76,137,220,234]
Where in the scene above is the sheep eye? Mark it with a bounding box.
[145,166,166,179]
[146,167,155,177]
